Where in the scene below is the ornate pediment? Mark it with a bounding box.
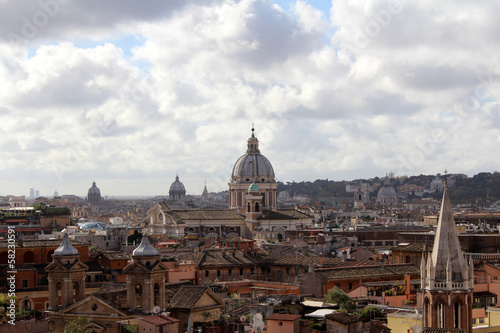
[59,295,127,317]
[45,259,88,272]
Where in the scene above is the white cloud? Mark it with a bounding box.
[0,0,499,196]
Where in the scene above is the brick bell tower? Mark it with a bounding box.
[421,180,474,332]
[124,235,167,313]
[45,234,88,310]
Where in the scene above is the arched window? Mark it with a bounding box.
[154,283,160,307]
[405,255,411,263]
[255,202,260,212]
[73,281,80,302]
[23,251,35,263]
[56,282,62,306]
[454,302,460,328]
[46,250,54,262]
[22,298,32,311]
[247,202,251,212]
[437,302,445,328]
[208,227,216,232]
[135,283,143,308]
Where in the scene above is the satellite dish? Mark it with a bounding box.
[240,315,246,322]
[152,306,161,314]
[252,313,265,333]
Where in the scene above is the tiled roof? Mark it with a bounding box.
[165,281,194,301]
[316,264,420,280]
[161,207,244,221]
[194,249,261,267]
[101,252,130,260]
[258,209,311,220]
[325,312,359,324]
[219,236,254,243]
[169,286,218,309]
[140,314,179,325]
[267,314,300,321]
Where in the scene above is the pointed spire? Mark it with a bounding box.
[430,185,467,283]
[54,233,79,256]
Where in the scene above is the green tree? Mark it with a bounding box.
[359,306,382,322]
[64,316,91,333]
[325,286,355,312]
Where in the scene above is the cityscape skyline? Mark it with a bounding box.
[1,0,499,196]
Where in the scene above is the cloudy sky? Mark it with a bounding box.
[0,0,499,197]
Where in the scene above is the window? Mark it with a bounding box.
[217,270,221,277]
[228,269,232,277]
[261,267,266,274]
[22,279,28,288]
[286,268,290,276]
[240,268,244,276]
[250,267,254,275]
[348,282,353,290]
[267,267,271,274]
[278,322,283,326]
[205,270,209,277]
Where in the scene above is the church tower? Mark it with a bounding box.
[45,234,88,310]
[124,235,167,313]
[421,182,474,332]
[229,126,278,213]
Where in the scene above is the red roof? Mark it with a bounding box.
[140,314,179,326]
[267,314,301,321]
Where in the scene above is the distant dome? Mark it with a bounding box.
[132,235,159,257]
[54,234,79,256]
[169,175,186,200]
[231,128,275,182]
[87,181,102,203]
[377,178,398,206]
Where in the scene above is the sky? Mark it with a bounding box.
[0,0,499,197]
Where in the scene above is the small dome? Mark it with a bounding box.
[132,235,159,257]
[54,234,79,256]
[377,178,398,206]
[248,182,260,192]
[88,181,101,196]
[169,175,186,200]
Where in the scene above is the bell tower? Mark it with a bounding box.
[45,234,88,310]
[124,235,167,313]
[421,181,474,332]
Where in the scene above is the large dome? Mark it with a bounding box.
[231,128,275,182]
